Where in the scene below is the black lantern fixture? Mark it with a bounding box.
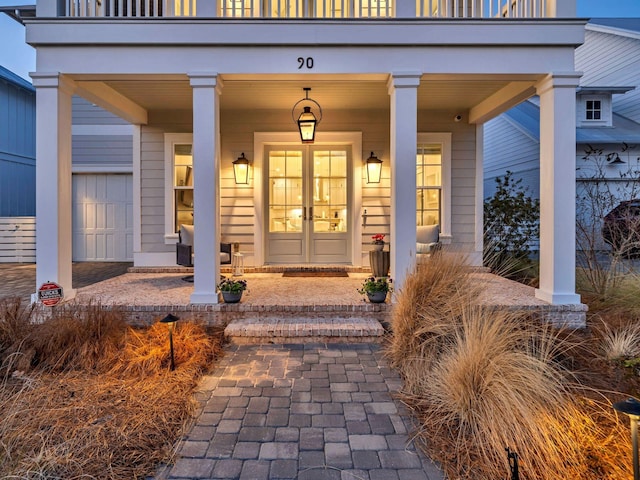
[233,153,250,185]
[613,397,640,480]
[160,313,180,371]
[366,152,383,184]
[292,87,322,144]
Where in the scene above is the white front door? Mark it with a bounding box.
[265,146,351,264]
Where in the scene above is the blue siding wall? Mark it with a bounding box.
[0,67,35,216]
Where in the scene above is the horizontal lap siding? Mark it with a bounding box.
[72,96,130,125]
[0,217,35,263]
[483,114,540,200]
[139,109,476,264]
[419,111,478,250]
[72,135,133,167]
[577,30,640,123]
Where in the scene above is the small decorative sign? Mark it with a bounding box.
[38,282,64,307]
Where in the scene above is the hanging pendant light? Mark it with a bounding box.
[292,87,322,144]
[366,152,383,184]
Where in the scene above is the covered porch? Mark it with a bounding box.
[70,266,587,344]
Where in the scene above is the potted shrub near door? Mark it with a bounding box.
[218,278,247,303]
[357,276,393,303]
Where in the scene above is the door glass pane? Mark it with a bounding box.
[313,150,348,233]
[269,151,303,232]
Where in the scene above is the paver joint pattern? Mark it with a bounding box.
[161,343,443,480]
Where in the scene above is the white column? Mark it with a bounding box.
[387,72,421,291]
[189,73,222,304]
[535,73,582,305]
[31,73,75,302]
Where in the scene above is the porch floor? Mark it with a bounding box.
[72,268,588,339]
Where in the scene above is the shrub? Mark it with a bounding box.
[388,253,630,479]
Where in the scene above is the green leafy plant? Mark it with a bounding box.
[483,171,539,278]
[357,276,392,295]
[217,278,247,294]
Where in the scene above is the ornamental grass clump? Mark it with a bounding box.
[0,298,224,479]
[387,253,630,479]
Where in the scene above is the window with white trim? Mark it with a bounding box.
[416,133,451,238]
[585,99,602,121]
[164,133,194,241]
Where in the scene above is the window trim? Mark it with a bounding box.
[164,133,193,244]
[417,132,451,240]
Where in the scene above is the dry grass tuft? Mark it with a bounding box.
[0,304,224,479]
[388,254,632,479]
[595,317,640,361]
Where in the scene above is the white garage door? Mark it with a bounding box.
[73,174,133,261]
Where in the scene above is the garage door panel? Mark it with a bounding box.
[73,174,133,262]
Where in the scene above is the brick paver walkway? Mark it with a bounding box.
[160,343,444,480]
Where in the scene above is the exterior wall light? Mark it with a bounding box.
[160,313,180,371]
[292,87,322,144]
[366,152,383,184]
[233,153,250,185]
[613,397,640,480]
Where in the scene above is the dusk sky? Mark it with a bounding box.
[1,0,640,81]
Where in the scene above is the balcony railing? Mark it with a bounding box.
[63,0,562,18]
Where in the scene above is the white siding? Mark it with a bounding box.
[139,108,477,266]
[72,96,130,125]
[0,217,35,263]
[483,114,540,199]
[576,29,640,123]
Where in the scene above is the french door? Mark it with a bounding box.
[265,146,351,264]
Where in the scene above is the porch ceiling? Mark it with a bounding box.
[71,74,542,116]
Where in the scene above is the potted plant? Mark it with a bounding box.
[372,233,386,251]
[357,276,392,303]
[218,278,247,303]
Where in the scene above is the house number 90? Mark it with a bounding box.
[297,57,314,69]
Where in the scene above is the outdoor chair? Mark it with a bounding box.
[416,224,441,259]
[176,224,232,267]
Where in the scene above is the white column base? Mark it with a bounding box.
[190,292,221,304]
[534,288,581,305]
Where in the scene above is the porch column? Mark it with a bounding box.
[535,73,581,305]
[31,73,75,303]
[189,73,222,304]
[388,72,421,291]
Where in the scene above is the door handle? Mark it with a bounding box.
[309,207,313,220]
[303,207,307,221]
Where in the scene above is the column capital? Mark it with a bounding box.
[387,72,422,93]
[30,73,76,94]
[536,72,582,95]
[189,72,223,91]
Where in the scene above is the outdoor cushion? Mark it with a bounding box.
[417,224,439,244]
[180,224,194,246]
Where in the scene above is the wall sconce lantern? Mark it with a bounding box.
[613,397,640,480]
[233,153,250,185]
[292,87,322,144]
[366,152,383,184]
[160,313,180,371]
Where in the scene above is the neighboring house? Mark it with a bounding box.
[0,65,35,218]
[0,63,134,262]
[0,65,36,263]
[484,18,640,246]
[10,0,584,310]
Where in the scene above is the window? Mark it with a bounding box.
[416,133,451,239]
[416,143,442,226]
[164,134,194,241]
[586,100,602,121]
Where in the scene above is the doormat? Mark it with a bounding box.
[282,271,349,278]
